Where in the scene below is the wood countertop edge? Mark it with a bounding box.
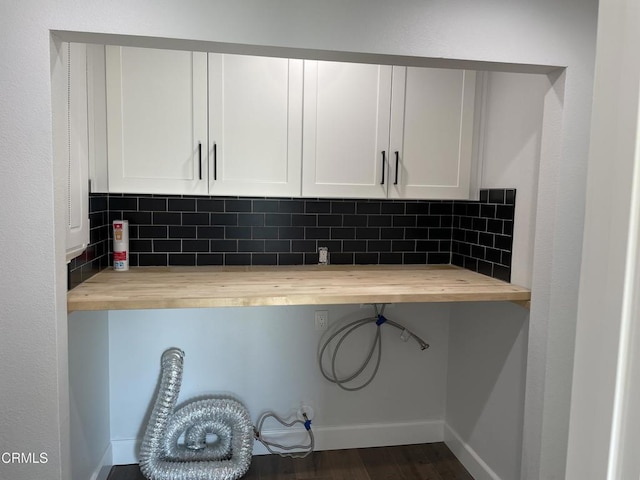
[68,292,532,312]
[67,265,531,313]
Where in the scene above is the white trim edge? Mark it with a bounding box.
[111,419,444,464]
[445,423,502,480]
[89,443,113,480]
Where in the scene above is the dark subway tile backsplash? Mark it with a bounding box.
[68,194,110,290]
[451,188,516,282]
[68,189,516,290]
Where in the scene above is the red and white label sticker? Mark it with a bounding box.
[114,251,127,261]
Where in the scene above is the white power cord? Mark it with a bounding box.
[254,410,314,458]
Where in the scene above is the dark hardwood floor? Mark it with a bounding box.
[106,443,474,480]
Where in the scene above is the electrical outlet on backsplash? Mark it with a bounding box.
[67,189,515,290]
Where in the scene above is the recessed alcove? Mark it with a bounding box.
[55,32,561,480]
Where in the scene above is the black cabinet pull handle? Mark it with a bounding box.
[213,143,217,181]
[381,151,386,185]
[394,151,399,185]
[198,142,202,180]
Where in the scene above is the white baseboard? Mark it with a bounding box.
[111,439,138,466]
[90,443,113,480]
[254,419,444,455]
[444,424,501,480]
[110,419,444,464]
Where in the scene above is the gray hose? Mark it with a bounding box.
[139,348,254,480]
[319,305,429,391]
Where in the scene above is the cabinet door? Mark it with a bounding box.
[389,67,476,199]
[208,54,302,197]
[106,46,208,195]
[302,60,392,198]
[66,43,90,262]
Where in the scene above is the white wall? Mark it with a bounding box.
[443,71,546,479]
[566,0,640,477]
[446,302,529,480]
[108,303,449,462]
[68,312,111,480]
[0,1,597,479]
[479,71,549,289]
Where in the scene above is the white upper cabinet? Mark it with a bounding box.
[208,54,303,197]
[388,67,476,199]
[302,61,392,198]
[106,46,208,195]
[302,60,475,199]
[103,48,475,200]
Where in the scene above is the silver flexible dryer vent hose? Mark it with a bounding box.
[139,348,254,480]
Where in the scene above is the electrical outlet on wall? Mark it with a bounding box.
[318,247,328,265]
[315,310,328,330]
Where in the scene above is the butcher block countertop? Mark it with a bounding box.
[67,264,531,312]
